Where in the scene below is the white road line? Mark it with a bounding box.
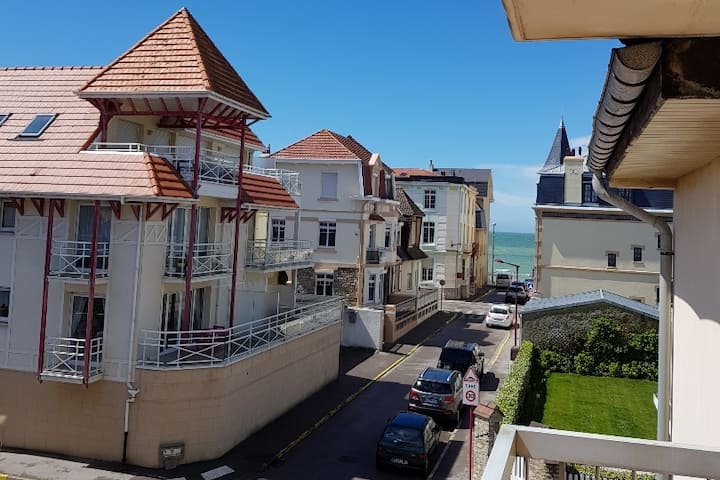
[428,428,457,479]
[201,465,235,480]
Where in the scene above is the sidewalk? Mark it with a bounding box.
[0,311,459,480]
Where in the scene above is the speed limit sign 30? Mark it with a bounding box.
[462,367,480,406]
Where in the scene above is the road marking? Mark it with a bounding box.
[268,311,462,466]
[428,428,456,479]
[201,465,234,480]
[488,331,511,368]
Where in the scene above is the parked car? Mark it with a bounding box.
[376,411,441,475]
[504,285,528,305]
[485,304,512,328]
[408,367,464,425]
[495,272,512,289]
[437,340,485,378]
[523,278,535,296]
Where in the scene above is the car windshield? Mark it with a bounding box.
[439,349,473,365]
[380,425,424,452]
[490,306,508,314]
[414,380,452,394]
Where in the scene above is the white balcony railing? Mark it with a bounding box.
[245,240,314,271]
[41,336,104,382]
[482,425,720,480]
[165,242,232,277]
[136,296,343,369]
[87,143,300,193]
[49,241,110,279]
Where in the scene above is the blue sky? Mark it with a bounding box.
[1,1,619,232]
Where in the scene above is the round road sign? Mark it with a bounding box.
[465,390,476,403]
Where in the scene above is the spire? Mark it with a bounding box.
[540,118,572,173]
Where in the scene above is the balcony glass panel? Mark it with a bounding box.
[245,240,313,270]
[165,242,231,277]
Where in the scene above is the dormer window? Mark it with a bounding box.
[18,114,56,138]
[0,114,10,127]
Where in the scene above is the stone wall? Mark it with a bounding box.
[335,267,359,304]
[523,304,657,356]
[296,267,315,295]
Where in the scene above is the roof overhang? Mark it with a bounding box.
[501,0,720,41]
[595,38,720,188]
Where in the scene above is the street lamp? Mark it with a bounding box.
[491,223,496,286]
[495,258,520,348]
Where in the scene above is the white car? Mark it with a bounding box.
[485,304,512,328]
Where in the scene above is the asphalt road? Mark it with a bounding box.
[259,297,510,480]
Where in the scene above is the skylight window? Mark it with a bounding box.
[18,114,56,138]
[0,114,9,127]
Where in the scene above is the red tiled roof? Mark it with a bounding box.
[78,8,269,118]
[241,173,297,209]
[393,168,436,177]
[206,126,265,151]
[270,129,372,162]
[0,67,193,200]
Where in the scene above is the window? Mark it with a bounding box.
[424,189,436,209]
[407,271,413,290]
[1,201,15,231]
[271,219,286,242]
[582,182,598,203]
[368,274,376,302]
[321,172,338,199]
[633,246,643,263]
[0,113,10,127]
[316,273,333,296]
[422,221,435,244]
[461,259,466,280]
[385,225,391,248]
[607,252,617,268]
[0,288,10,321]
[422,267,434,281]
[18,114,56,138]
[656,287,660,305]
[657,234,661,250]
[319,221,336,247]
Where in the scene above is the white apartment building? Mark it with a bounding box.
[0,9,342,468]
[268,129,402,307]
[395,170,477,299]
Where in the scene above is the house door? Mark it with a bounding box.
[161,292,182,333]
[69,295,105,339]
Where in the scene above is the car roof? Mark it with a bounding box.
[443,339,477,351]
[490,304,509,310]
[389,412,429,429]
[418,367,455,382]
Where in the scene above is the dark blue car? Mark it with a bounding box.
[376,412,441,475]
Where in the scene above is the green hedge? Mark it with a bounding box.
[496,340,534,424]
[567,464,654,480]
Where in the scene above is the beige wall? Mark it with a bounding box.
[672,159,720,449]
[127,323,341,467]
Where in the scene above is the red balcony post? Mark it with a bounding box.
[36,199,55,381]
[228,118,247,327]
[82,200,101,385]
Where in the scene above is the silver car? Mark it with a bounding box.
[408,367,464,426]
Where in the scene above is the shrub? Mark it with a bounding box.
[607,361,623,377]
[497,341,534,424]
[568,464,654,480]
[584,317,625,363]
[539,349,571,374]
[621,361,644,379]
[573,352,595,375]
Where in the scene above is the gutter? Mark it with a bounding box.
[587,41,673,450]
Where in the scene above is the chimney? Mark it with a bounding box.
[429,159,435,171]
[563,155,584,204]
[578,146,583,156]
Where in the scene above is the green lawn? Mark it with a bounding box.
[540,373,657,439]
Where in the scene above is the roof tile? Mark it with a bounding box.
[269,129,372,162]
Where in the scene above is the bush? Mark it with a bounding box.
[497,341,534,424]
[568,464,654,480]
[573,352,595,375]
[539,349,571,374]
[607,361,623,377]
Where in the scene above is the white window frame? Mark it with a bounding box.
[18,113,56,138]
[422,221,435,244]
[607,252,618,268]
[368,274,377,302]
[424,189,436,209]
[319,221,337,247]
[384,225,392,248]
[633,246,644,263]
[0,287,10,322]
[271,219,286,242]
[315,273,334,296]
[422,267,434,281]
[320,172,338,200]
[1,200,16,231]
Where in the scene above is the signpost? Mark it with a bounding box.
[463,367,480,480]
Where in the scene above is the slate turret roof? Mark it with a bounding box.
[539,118,572,173]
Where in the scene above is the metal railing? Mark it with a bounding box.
[87,143,300,193]
[165,242,232,277]
[482,425,720,480]
[49,241,110,278]
[136,297,343,369]
[245,239,313,270]
[42,335,103,380]
[366,248,383,264]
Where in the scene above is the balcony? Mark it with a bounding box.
[87,143,300,194]
[366,248,386,264]
[165,242,231,278]
[136,296,343,369]
[49,241,110,279]
[40,336,104,383]
[482,424,720,480]
[245,240,313,272]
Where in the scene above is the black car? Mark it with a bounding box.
[437,340,485,378]
[504,285,528,305]
[408,368,464,425]
[376,412,441,475]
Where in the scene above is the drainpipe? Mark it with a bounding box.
[122,204,144,464]
[592,173,673,447]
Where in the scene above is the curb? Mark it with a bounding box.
[264,311,462,468]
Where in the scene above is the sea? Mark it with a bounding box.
[488,231,535,280]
